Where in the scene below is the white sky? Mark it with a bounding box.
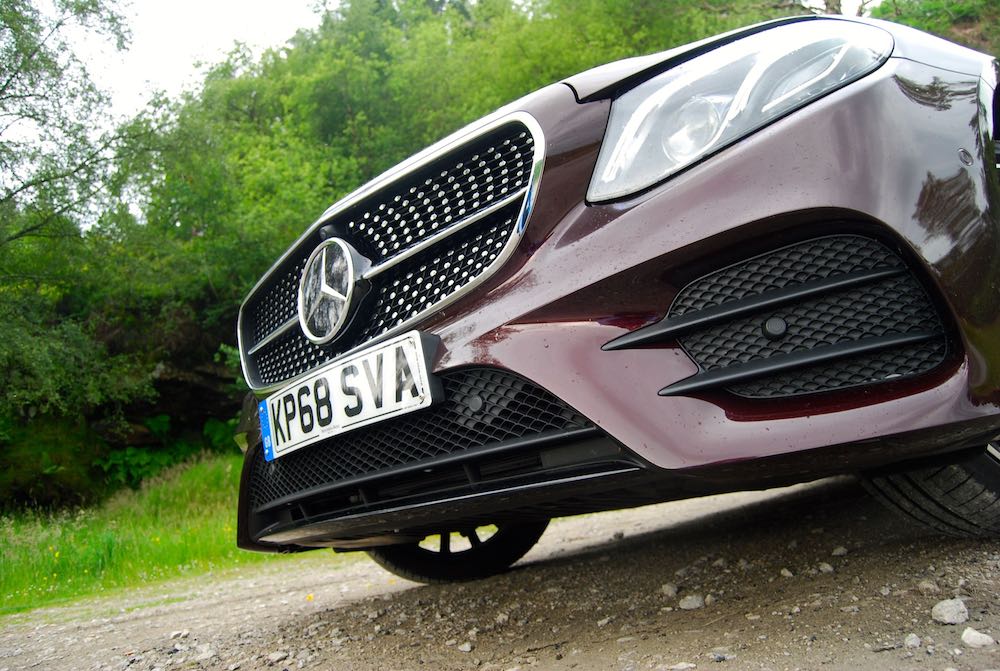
[89,0,324,119]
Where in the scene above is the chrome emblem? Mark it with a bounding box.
[298,238,356,344]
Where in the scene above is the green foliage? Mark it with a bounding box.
[92,415,239,490]
[0,295,153,419]
[0,0,132,295]
[0,454,333,615]
[93,443,197,489]
[203,418,239,452]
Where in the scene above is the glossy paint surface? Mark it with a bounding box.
[407,48,1000,473]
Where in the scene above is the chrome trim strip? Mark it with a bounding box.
[247,317,298,356]
[238,111,546,393]
[361,187,527,281]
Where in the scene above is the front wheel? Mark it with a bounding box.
[367,520,549,583]
[864,444,1000,537]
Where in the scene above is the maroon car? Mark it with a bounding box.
[234,15,1000,582]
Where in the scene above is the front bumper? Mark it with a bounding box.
[431,55,1000,469]
[238,36,1000,550]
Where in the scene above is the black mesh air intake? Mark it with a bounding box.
[671,235,948,397]
[247,368,594,511]
[603,234,952,398]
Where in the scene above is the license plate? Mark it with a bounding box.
[258,331,439,461]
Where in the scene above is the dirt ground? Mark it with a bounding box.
[3,477,1000,671]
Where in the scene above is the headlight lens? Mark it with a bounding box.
[588,20,894,202]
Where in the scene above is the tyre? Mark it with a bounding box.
[367,520,549,583]
[864,444,1000,537]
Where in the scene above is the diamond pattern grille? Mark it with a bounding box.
[344,130,533,262]
[358,211,514,342]
[248,258,307,345]
[240,121,536,388]
[247,368,593,510]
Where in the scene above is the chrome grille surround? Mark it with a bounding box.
[238,112,545,392]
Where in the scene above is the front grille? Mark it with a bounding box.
[667,235,949,398]
[247,367,594,511]
[239,116,541,389]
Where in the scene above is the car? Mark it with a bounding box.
[232,14,1000,583]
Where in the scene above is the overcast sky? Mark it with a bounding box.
[89,0,323,118]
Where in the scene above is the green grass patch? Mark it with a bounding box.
[0,453,292,615]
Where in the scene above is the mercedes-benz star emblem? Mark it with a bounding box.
[298,238,356,344]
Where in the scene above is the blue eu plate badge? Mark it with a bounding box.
[258,400,275,461]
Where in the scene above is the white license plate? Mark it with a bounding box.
[258,331,438,461]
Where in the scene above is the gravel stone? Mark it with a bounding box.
[917,579,940,595]
[267,651,289,663]
[660,583,678,598]
[709,647,734,662]
[831,546,848,556]
[931,599,969,625]
[194,648,216,662]
[458,642,474,653]
[904,633,921,648]
[960,627,995,648]
[780,568,793,578]
[679,595,705,610]
[818,562,834,574]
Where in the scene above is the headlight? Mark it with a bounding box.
[588,20,894,202]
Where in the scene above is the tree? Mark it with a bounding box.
[0,0,130,255]
[0,0,141,414]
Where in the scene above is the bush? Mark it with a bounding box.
[0,416,111,508]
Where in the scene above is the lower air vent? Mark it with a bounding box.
[247,367,596,511]
[604,235,950,398]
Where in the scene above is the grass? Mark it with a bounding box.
[0,452,296,616]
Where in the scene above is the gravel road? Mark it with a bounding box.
[3,477,1000,671]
